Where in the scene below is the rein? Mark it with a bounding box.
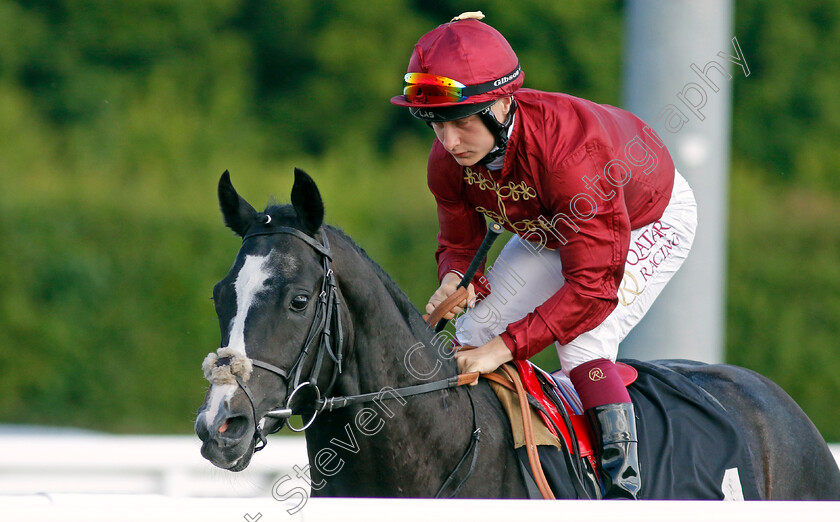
[206,223,482,497]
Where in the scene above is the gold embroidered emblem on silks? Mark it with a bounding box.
[617,271,645,307]
[463,167,552,236]
[588,367,606,382]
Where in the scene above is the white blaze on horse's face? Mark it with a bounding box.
[228,253,275,356]
[204,252,275,425]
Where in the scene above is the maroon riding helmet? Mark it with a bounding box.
[390,15,524,125]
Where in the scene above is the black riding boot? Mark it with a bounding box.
[586,402,641,499]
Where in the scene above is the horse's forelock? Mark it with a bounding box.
[263,203,296,223]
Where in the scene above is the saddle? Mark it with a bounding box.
[484,359,637,499]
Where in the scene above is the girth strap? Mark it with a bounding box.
[434,386,481,498]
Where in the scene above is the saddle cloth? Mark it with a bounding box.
[490,359,762,499]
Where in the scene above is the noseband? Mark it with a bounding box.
[206,224,344,450]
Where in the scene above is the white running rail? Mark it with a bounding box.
[1,431,838,521]
[0,431,307,497]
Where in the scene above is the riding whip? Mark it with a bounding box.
[434,221,504,333]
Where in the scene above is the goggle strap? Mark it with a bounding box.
[460,63,521,97]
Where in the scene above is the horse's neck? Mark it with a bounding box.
[305,233,483,492]
[332,233,454,392]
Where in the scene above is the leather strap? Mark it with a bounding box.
[235,375,268,450]
[434,387,481,498]
[457,372,480,386]
[500,364,555,499]
[482,371,516,393]
[243,226,332,259]
[319,372,479,412]
[252,360,288,380]
[423,286,469,327]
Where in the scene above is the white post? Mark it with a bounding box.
[620,0,737,363]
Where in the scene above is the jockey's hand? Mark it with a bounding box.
[455,336,513,384]
[425,272,476,320]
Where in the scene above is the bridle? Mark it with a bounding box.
[227,223,344,446]
[206,222,481,497]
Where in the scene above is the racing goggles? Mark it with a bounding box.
[403,64,521,105]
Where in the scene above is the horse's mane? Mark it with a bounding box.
[326,225,435,338]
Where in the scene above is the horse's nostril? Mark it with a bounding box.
[196,417,210,442]
[218,415,249,440]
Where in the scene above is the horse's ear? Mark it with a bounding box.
[291,168,324,235]
[218,170,257,237]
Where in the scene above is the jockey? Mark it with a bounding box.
[390,13,697,499]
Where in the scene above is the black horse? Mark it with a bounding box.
[195,169,840,500]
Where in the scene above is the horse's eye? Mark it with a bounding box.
[290,294,309,311]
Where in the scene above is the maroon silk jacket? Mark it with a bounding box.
[428,89,675,359]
